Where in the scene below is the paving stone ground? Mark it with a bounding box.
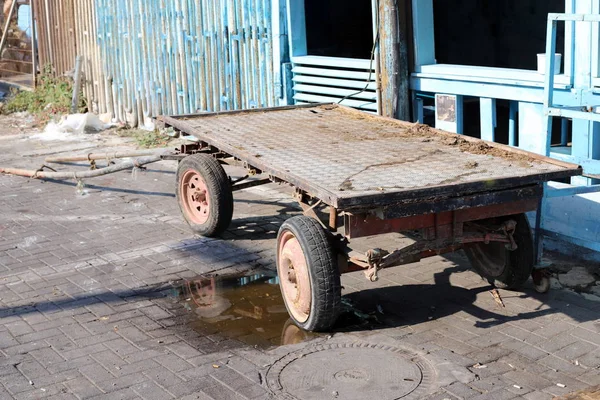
[0,128,599,400]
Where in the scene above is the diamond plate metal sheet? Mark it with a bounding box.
[167,104,580,209]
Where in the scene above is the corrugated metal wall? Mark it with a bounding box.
[33,0,278,128]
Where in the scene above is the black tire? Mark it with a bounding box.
[276,216,341,332]
[464,213,534,290]
[176,154,233,237]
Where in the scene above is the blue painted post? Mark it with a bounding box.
[519,102,547,154]
[286,0,306,57]
[479,98,496,142]
[410,0,435,71]
[536,13,558,265]
[561,118,569,146]
[282,62,294,105]
[508,101,517,147]
[571,0,598,185]
[412,94,424,123]
[541,17,558,157]
[534,185,547,266]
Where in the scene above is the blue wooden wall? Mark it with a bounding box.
[91,0,285,127]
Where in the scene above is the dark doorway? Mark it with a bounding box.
[304,0,374,59]
[433,0,565,70]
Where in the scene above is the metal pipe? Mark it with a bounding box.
[231,178,272,191]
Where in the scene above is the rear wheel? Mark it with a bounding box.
[176,154,233,237]
[276,216,341,332]
[464,213,534,290]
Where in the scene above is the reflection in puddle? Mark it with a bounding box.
[173,272,318,348]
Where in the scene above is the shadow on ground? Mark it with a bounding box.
[2,203,598,352]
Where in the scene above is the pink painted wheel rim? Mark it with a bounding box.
[180,169,210,225]
[277,231,311,323]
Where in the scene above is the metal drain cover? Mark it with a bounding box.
[266,343,434,400]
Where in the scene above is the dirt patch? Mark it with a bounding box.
[318,104,339,111]
[555,385,600,400]
[337,130,378,142]
[442,136,534,164]
[0,112,38,137]
[332,107,540,164]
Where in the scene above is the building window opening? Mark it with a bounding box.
[304,0,374,59]
[433,0,565,70]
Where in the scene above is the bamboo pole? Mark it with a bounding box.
[0,155,162,180]
[45,149,171,163]
[71,55,83,113]
[0,0,17,56]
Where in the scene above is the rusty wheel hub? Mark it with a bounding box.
[277,231,311,324]
[180,170,211,225]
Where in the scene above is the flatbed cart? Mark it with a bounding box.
[157,104,582,332]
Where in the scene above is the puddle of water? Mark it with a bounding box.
[172,272,318,348]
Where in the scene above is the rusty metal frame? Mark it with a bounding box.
[339,186,541,276]
[172,145,274,194]
[343,220,521,277]
[345,187,541,239]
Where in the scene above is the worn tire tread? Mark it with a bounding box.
[465,213,534,290]
[176,154,233,237]
[278,216,341,332]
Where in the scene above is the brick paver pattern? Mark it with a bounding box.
[1,137,599,400]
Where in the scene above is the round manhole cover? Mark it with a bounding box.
[266,343,434,400]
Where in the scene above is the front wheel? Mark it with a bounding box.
[176,154,233,237]
[276,216,341,332]
[464,213,534,290]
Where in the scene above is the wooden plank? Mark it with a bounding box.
[293,75,377,90]
[412,72,571,89]
[293,84,378,101]
[292,93,378,111]
[291,55,373,70]
[293,66,373,81]
[419,64,572,85]
[411,75,571,104]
